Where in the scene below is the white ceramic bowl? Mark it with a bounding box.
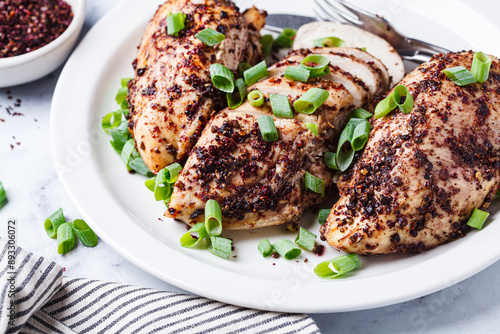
[0,0,86,87]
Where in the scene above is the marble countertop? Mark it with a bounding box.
[1,0,500,332]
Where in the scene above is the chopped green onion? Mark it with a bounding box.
[273,28,296,48]
[294,88,329,114]
[467,208,489,229]
[71,219,98,247]
[121,77,131,87]
[145,178,155,191]
[244,60,268,86]
[154,167,173,201]
[115,87,128,106]
[257,115,279,141]
[248,90,264,107]
[227,78,247,109]
[392,85,414,114]
[300,55,329,77]
[128,151,153,177]
[324,151,339,170]
[57,223,75,255]
[314,254,361,279]
[336,118,371,171]
[295,227,317,251]
[45,208,65,239]
[205,199,222,236]
[374,94,397,119]
[121,100,129,116]
[101,110,122,133]
[360,47,367,51]
[207,235,232,259]
[164,163,182,183]
[471,51,492,83]
[284,66,310,83]
[270,94,293,118]
[305,123,318,136]
[195,28,225,46]
[260,35,274,57]
[210,63,234,93]
[238,62,251,78]
[305,171,325,197]
[443,66,476,86]
[180,223,208,247]
[0,182,6,209]
[258,239,274,257]
[273,239,301,260]
[109,121,131,153]
[318,209,330,225]
[349,108,372,119]
[313,36,345,48]
[167,12,186,36]
[120,139,136,170]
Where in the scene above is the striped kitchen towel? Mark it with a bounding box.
[0,239,320,334]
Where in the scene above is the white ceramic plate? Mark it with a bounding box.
[51,0,500,313]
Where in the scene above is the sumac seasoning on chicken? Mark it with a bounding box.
[0,0,73,58]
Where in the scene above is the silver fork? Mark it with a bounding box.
[313,0,451,63]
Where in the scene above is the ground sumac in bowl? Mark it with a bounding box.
[0,0,73,58]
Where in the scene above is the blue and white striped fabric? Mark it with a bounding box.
[0,239,320,333]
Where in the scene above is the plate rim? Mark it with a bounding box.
[50,0,500,313]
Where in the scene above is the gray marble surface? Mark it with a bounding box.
[1,0,499,333]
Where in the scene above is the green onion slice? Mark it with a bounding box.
[318,209,330,225]
[313,36,345,48]
[284,66,310,83]
[121,77,131,88]
[227,78,247,109]
[392,85,413,114]
[57,222,75,255]
[71,219,98,247]
[257,115,279,142]
[273,28,296,48]
[374,94,397,119]
[128,152,153,177]
[300,55,330,77]
[120,139,136,170]
[180,223,208,248]
[145,178,155,191]
[207,235,232,259]
[349,108,372,119]
[305,171,325,197]
[294,88,329,114]
[270,93,293,118]
[314,254,361,279]
[336,118,371,171]
[164,162,182,183]
[248,90,264,107]
[258,239,274,258]
[238,62,251,78]
[167,12,186,36]
[295,227,317,251]
[205,199,222,236]
[0,182,6,209]
[244,60,268,86]
[324,151,339,170]
[467,208,489,229]
[109,121,131,153]
[471,51,492,83]
[210,63,234,93]
[115,87,127,105]
[101,110,122,133]
[443,66,476,86]
[195,28,225,46]
[260,35,274,57]
[154,167,173,201]
[273,239,301,260]
[45,208,65,239]
[305,123,318,136]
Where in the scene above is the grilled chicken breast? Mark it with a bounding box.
[322,51,500,255]
[127,0,265,174]
[167,47,389,229]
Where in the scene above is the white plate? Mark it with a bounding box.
[51,0,500,313]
